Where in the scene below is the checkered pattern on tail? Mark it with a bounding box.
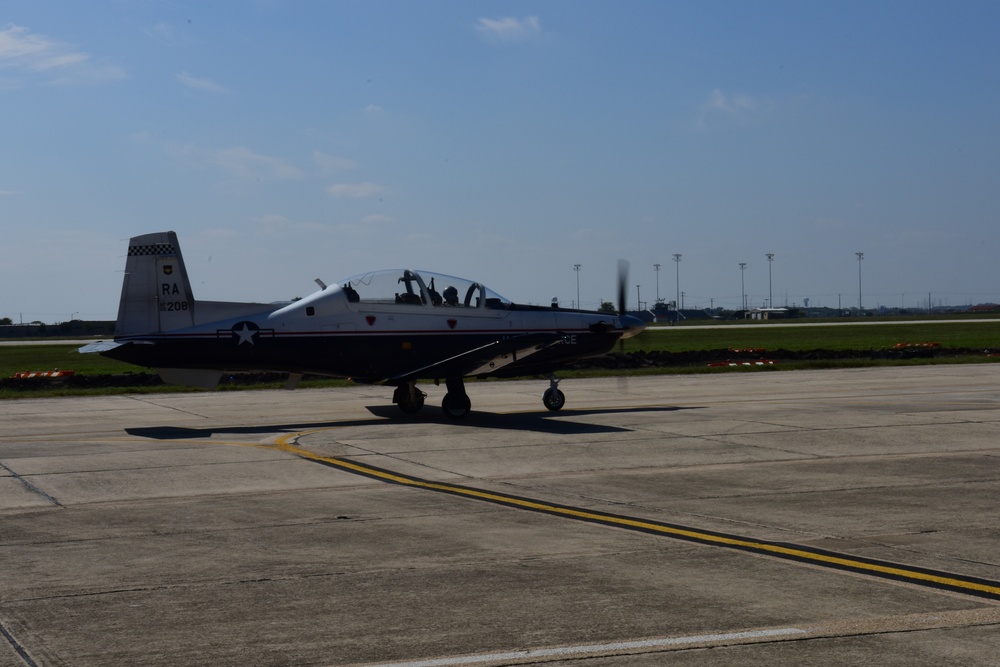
[128,243,176,257]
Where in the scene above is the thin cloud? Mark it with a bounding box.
[314,151,359,172]
[0,24,125,87]
[326,182,388,198]
[475,16,541,43]
[169,143,304,181]
[696,89,774,128]
[175,71,230,94]
[255,214,328,234]
[131,133,304,182]
[200,146,303,181]
[145,21,184,46]
[705,89,764,114]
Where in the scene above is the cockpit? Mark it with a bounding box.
[338,269,513,310]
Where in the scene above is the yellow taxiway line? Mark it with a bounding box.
[273,431,1000,602]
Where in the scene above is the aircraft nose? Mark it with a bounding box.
[620,314,647,339]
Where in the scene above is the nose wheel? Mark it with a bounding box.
[542,375,565,411]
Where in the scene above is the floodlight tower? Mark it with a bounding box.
[739,262,747,311]
[766,253,774,309]
[856,252,864,313]
[654,263,661,304]
[573,264,581,309]
[672,253,682,313]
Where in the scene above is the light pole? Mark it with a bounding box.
[856,252,864,313]
[573,264,581,309]
[765,253,774,308]
[654,263,661,304]
[636,285,641,311]
[739,262,747,311]
[672,253,681,314]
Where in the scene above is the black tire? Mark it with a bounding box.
[442,392,471,419]
[396,388,425,414]
[542,388,566,411]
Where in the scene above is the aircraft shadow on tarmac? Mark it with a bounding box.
[125,405,698,440]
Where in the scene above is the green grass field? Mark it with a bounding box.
[620,320,1000,354]
[1,343,138,377]
[2,318,999,397]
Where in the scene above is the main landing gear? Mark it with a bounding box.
[394,375,564,419]
[393,381,425,414]
[393,378,471,420]
[441,377,472,420]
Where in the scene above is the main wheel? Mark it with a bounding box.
[394,385,425,414]
[542,387,566,411]
[442,392,472,419]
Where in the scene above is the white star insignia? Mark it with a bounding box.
[233,323,257,346]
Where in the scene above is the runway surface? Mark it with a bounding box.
[3,365,1000,666]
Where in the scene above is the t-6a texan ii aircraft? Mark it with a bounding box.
[81,231,646,419]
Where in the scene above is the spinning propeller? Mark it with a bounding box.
[617,259,629,317]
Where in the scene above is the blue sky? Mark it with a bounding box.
[3,1,999,322]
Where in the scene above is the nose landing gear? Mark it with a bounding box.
[542,375,565,411]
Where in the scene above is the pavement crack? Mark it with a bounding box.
[0,620,38,667]
[0,460,62,507]
[123,395,213,419]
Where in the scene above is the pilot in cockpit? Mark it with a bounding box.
[427,277,443,306]
[443,286,459,306]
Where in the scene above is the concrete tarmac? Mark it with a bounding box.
[2,364,1000,666]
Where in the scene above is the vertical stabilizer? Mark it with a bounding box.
[115,231,196,336]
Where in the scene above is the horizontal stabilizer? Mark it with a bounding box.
[78,341,123,354]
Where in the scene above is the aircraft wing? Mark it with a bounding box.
[388,333,563,383]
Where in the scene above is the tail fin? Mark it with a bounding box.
[115,231,196,336]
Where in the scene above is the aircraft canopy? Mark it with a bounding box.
[339,269,512,309]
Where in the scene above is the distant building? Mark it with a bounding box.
[648,302,714,323]
[747,308,789,320]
